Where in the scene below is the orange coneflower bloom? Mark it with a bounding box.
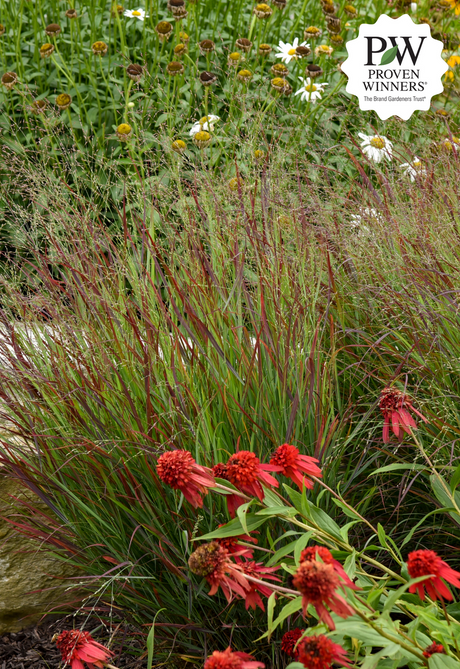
[157,449,215,508]
[379,387,428,443]
[296,635,351,669]
[281,629,305,658]
[226,450,280,500]
[407,549,460,601]
[188,542,251,602]
[54,630,114,669]
[300,545,358,590]
[293,561,354,630]
[204,647,264,669]
[270,443,322,490]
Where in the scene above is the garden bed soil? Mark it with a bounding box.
[0,616,145,669]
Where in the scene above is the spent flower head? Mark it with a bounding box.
[155,21,173,41]
[40,43,55,58]
[56,93,72,110]
[45,23,61,36]
[253,3,273,17]
[54,630,114,669]
[1,72,18,90]
[92,41,108,55]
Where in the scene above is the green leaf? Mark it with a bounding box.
[267,591,277,637]
[429,655,460,669]
[332,497,364,520]
[371,463,426,476]
[256,506,297,517]
[147,608,166,669]
[266,539,298,567]
[197,515,268,540]
[383,577,438,616]
[294,532,314,565]
[430,475,460,524]
[258,597,303,639]
[450,463,460,492]
[380,45,399,65]
[237,501,253,535]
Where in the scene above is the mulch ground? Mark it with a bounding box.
[0,615,145,669]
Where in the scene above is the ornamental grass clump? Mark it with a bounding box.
[2,155,460,665]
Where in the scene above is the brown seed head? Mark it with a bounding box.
[166,60,184,75]
[127,63,144,81]
[45,23,61,36]
[199,71,217,86]
[253,3,272,18]
[1,71,17,90]
[155,21,173,41]
[236,37,252,52]
[188,542,227,577]
[199,39,215,54]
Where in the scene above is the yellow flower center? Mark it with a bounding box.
[288,48,296,55]
[370,137,386,149]
[132,10,141,15]
[305,84,317,92]
[413,160,421,168]
[229,52,241,60]
[117,123,132,135]
[195,131,211,141]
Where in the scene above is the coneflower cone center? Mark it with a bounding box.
[408,550,440,578]
[270,443,298,473]
[301,546,333,565]
[157,451,194,488]
[226,451,259,486]
[189,542,226,577]
[293,561,339,601]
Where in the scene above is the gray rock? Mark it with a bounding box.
[0,473,79,633]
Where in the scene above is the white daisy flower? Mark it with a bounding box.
[358,132,393,163]
[275,37,310,64]
[294,77,328,102]
[350,208,381,237]
[400,157,426,181]
[189,114,220,136]
[410,2,417,10]
[124,8,148,20]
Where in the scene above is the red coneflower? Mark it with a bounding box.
[281,629,304,658]
[212,462,247,518]
[296,635,351,669]
[188,542,250,602]
[157,450,215,508]
[54,630,114,669]
[292,561,354,630]
[379,387,428,443]
[270,443,322,489]
[226,450,280,501]
[215,528,258,559]
[423,642,445,658]
[204,647,264,669]
[407,549,460,601]
[239,560,281,610]
[300,546,358,590]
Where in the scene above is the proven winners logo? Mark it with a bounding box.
[341,14,447,120]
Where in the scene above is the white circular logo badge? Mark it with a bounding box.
[341,14,448,120]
